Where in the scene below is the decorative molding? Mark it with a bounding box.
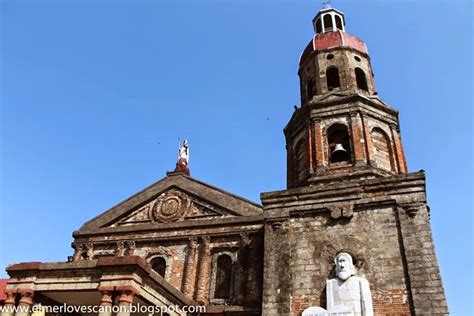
[328,204,354,219]
[271,221,285,233]
[4,291,16,306]
[400,202,424,218]
[115,203,152,226]
[114,241,125,257]
[99,289,113,306]
[209,250,237,305]
[126,241,136,256]
[189,197,230,217]
[240,233,250,247]
[72,242,94,261]
[389,123,400,132]
[152,189,191,223]
[72,243,85,261]
[146,246,173,258]
[18,289,34,306]
[109,189,237,227]
[85,242,94,260]
[200,235,211,244]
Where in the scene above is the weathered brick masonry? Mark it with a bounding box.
[261,5,447,316]
[262,172,447,315]
[2,4,447,316]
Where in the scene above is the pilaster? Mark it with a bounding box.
[286,143,296,188]
[306,122,314,174]
[397,204,448,314]
[391,124,408,174]
[349,111,367,165]
[362,113,376,167]
[182,237,198,297]
[196,236,211,304]
[245,236,261,304]
[313,118,326,172]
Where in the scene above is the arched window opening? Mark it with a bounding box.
[151,257,167,277]
[327,124,352,164]
[371,128,395,172]
[214,254,233,300]
[316,18,322,33]
[335,15,343,30]
[355,68,368,92]
[326,67,340,91]
[306,79,316,100]
[323,14,333,32]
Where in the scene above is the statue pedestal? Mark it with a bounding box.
[302,306,354,316]
[174,161,190,175]
[302,307,328,316]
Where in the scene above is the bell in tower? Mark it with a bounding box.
[262,3,448,315]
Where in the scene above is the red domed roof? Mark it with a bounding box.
[299,31,368,67]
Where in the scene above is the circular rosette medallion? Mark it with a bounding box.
[152,190,191,223]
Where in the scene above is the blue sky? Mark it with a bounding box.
[0,0,472,314]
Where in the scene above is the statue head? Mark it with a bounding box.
[183,139,188,148]
[335,252,356,281]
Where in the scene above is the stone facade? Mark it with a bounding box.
[4,172,264,315]
[72,172,265,314]
[261,172,447,315]
[2,4,448,316]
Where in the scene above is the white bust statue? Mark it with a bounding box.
[326,252,373,316]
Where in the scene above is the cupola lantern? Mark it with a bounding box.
[312,6,346,34]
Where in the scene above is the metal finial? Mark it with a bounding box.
[322,0,331,9]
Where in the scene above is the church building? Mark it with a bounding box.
[2,4,448,316]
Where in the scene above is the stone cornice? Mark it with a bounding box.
[261,172,426,211]
[284,94,399,138]
[74,215,263,238]
[6,256,197,308]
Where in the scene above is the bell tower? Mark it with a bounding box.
[261,3,448,316]
[286,4,407,188]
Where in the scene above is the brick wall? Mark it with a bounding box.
[262,172,448,315]
[263,208,411,316]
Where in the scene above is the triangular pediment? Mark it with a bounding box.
[78,172,262,232]
[109,188,237,227]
